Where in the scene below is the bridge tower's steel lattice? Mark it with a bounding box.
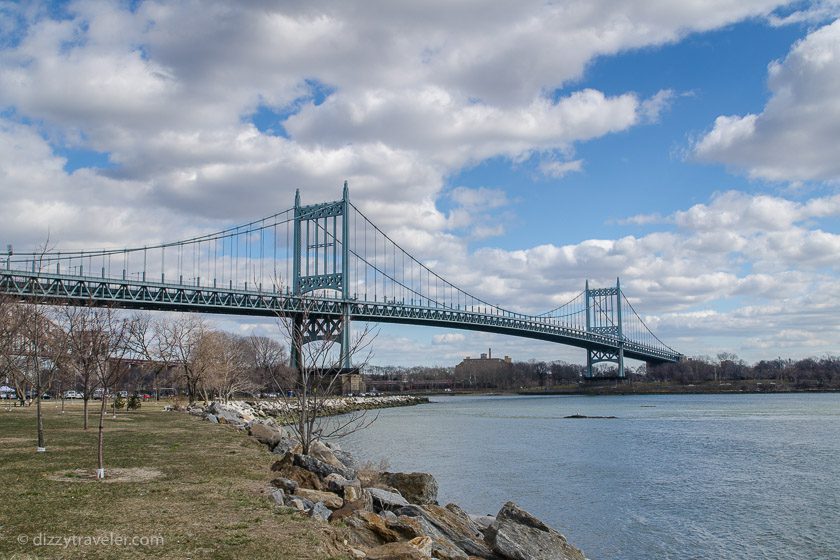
[585,278,624,378]
[290,181,353,372]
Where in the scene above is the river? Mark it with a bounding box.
[339,393,840,560]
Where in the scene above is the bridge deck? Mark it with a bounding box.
[0,269,681,363]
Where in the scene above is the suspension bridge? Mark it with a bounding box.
[0,183,681,377]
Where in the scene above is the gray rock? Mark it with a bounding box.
[308,440,347,470]
[324,472,352,493]
[333,449,359,474]
[367,487,410,511]
[272,437,298,456]
[205,413,219,423]
[270,477,299,494]
[469,514,496,531]
[216,409,244,425]
[270,488,285,506]
[289,496,315,511]
[309,501,332,522]
[383,472,439,505]
[395,504,490,558]
[294,453,353,480]
[485,501,585,560]
[288,498,308,512]
[249,422,285,450]
[381,510,398,524]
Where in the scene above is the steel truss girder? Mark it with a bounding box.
[0,270,680,364]
[589,349,622,364]
[299,273,342,294]
[298,200,343,220]
[302,316,343,344]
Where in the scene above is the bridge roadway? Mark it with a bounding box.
[0,268,681,364]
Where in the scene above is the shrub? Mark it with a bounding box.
[113,394,126,410]
[127,395,141,410]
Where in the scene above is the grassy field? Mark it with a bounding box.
[0,400,350,559]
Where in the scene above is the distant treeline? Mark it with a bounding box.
[365,354,840,391]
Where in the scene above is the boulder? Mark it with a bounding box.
[387,516,468,560]
[365,536,434,560]
[205,413,219,423]
[343,510,403,549]
[382,472,438,505]
[395,504,490,558]
[468,514,496,531]
[296,488,344,509]
[484,502,585,560]
[308,440,347,470]
[269,476,299,494]
[294,453,354,480]
[324,473,352,493]
[329,498,369,523]
[309,501,332,522]
[367,488,410,512]
[208,401,253,424]
[288,498,310,512]
[249,422,285,449]
[333,448,360,473]
[344,484,363,502]
[272,437,299,456]
[270,488,285,506]
[271,465,323,491]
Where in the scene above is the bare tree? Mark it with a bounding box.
[0,300,67,449]
[158,314,208,403]
[62,304,111,430]
[278,300,377,455]
[246,334,292,395]
[0,297,27,407]
[198,331,256,403]
[126,313,175,400]
[90,307,132,479]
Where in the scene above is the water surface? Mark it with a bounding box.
[340,393,840,560]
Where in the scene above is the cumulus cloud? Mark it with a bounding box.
[1,0,831,364]
[539,159,583,178]
[694,19,840,182]
[432,333,466,345]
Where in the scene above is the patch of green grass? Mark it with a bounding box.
[0,402,350,559]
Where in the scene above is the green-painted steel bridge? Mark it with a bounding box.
[0,184,681,376]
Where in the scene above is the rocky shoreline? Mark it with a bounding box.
[186,399,586,560]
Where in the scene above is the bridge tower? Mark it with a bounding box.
[585,277,625,378]
[290,182,352,373]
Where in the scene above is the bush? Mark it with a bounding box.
[113,394,126,410]
[127,395,141,410]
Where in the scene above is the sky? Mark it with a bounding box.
[1,0,839,367]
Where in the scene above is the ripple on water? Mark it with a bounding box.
[341,393,840,560]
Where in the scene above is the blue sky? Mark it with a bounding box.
[0,1,839,366]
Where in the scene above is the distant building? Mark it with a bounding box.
[340,371,365,395]
[454,348,513,388]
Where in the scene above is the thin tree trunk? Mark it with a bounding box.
[36,392,45,451]
[97,394,106,479]
[35,348,45,452]
[83,397,89,430]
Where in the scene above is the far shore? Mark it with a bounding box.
[373,380,840,398]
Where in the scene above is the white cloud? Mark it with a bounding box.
[694,19,840,182]
[432,333,466,345]
[1,1,834,365]
[539,159,583,178]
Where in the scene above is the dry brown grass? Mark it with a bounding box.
[0,401,351,559]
